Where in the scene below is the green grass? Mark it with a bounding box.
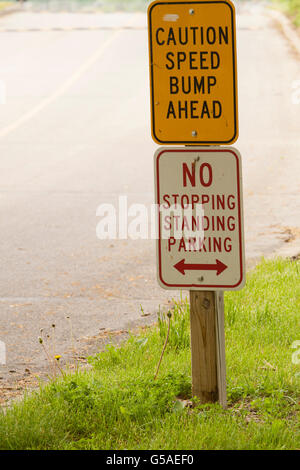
[273,0,300,27]
[0,1,13,12]
[0,258,299,450]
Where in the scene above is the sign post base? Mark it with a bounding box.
[190,290,227,407]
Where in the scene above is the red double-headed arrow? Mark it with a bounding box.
[174,259,227,276]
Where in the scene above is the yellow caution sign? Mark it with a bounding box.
[148,0,238,145]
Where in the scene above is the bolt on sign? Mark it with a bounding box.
[148,0,238,145]
[154,147,245,290]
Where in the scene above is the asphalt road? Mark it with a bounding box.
[0,2,299,387]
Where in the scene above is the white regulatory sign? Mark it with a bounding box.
[154,147,245,290]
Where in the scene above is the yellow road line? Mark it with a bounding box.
[0,28,122,140]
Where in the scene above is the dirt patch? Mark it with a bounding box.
[0,374,40,410]
[280,227,300,243]
[270,225,300,243]
[229,399,265,424]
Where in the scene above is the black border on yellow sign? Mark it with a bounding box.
[148,0,238,145]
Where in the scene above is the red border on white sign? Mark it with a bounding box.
[155,147,244,290]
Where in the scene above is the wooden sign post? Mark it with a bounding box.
[148,1,243,408]
[190,290,226,406]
